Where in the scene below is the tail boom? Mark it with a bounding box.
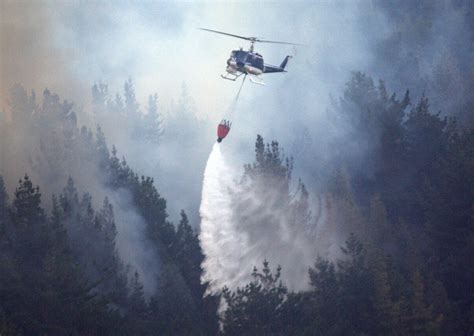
[263,55,292,73]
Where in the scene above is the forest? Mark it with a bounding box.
[1,70,473,334]
[1,1,474,335]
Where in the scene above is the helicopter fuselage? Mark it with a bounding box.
[226,49,264,76]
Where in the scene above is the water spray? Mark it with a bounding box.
[199,143,248,293]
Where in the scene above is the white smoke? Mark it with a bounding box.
[110,188,159,297]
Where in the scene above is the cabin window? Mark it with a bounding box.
[254,56,264,69]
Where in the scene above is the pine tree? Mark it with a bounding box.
[135,175,173,249]
[1,176,120,334]
[367,194,392,247]
[327,168,366,241]
[107,145,132,188]
[94,197,128,305]
[96,125,110,170]
[174,210,203,295]
[124,78,140,116]
[151,261,196,335]
[92,82,109,108]
[0,176,8,237]
[141,93,162,144]
[9,84,37,129]
[111,92,125,117]
[404,270,439,335]
[369,251,400,335]
[126,271,149,335]
[307,257,339,335]
[0,177,18,335]
[172,210,219,334]
[222,260,288,336]
[10,175,47,268]
[336,234,373,335]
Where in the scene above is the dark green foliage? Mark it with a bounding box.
[146,211,218,336]
[402,270,440,335]
[173,210,220,334]
[373,1,474,126]
[126,272,149,335]
[0,83,218,332]
[0,176,121,335]
[304,258,339,335]
[2,68,472,334]
[10,175,48,269]
[0,176,8,238]
[151,261,199,335]
[99,130,218,334]
[222,260,288,336]
[223,89,472,334]
[58,178,128,309]
[106,147,173,249]
[221,237,444,336]
[368,252,400,336]
[88,111,218,334]
[96,125,110,170]
[336,234,373,335]
[244,134,293,191]
[0,171,218,335]
[324,72,473,334]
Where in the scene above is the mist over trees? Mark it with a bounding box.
[1,1,474,333]
[0,85,219,334]
[1,67,472,334]
[370,0,474,125]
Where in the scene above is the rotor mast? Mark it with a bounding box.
[249,38,256,52]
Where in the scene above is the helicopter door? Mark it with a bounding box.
[254,56,264,71]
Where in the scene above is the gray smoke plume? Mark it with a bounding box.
[0,84,159,295]
[109,188,160,296]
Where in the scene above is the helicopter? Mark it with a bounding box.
[199,28,302,85]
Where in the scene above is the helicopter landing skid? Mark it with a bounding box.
[249,75,265,85]
[221,72,244,81]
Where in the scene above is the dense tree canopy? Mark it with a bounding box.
[0,69,472,335]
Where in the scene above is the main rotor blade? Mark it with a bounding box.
[199,28,304,46]
[199,28,254,41]
[256,39,305,46]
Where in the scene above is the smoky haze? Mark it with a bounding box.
[1,0,473,292]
